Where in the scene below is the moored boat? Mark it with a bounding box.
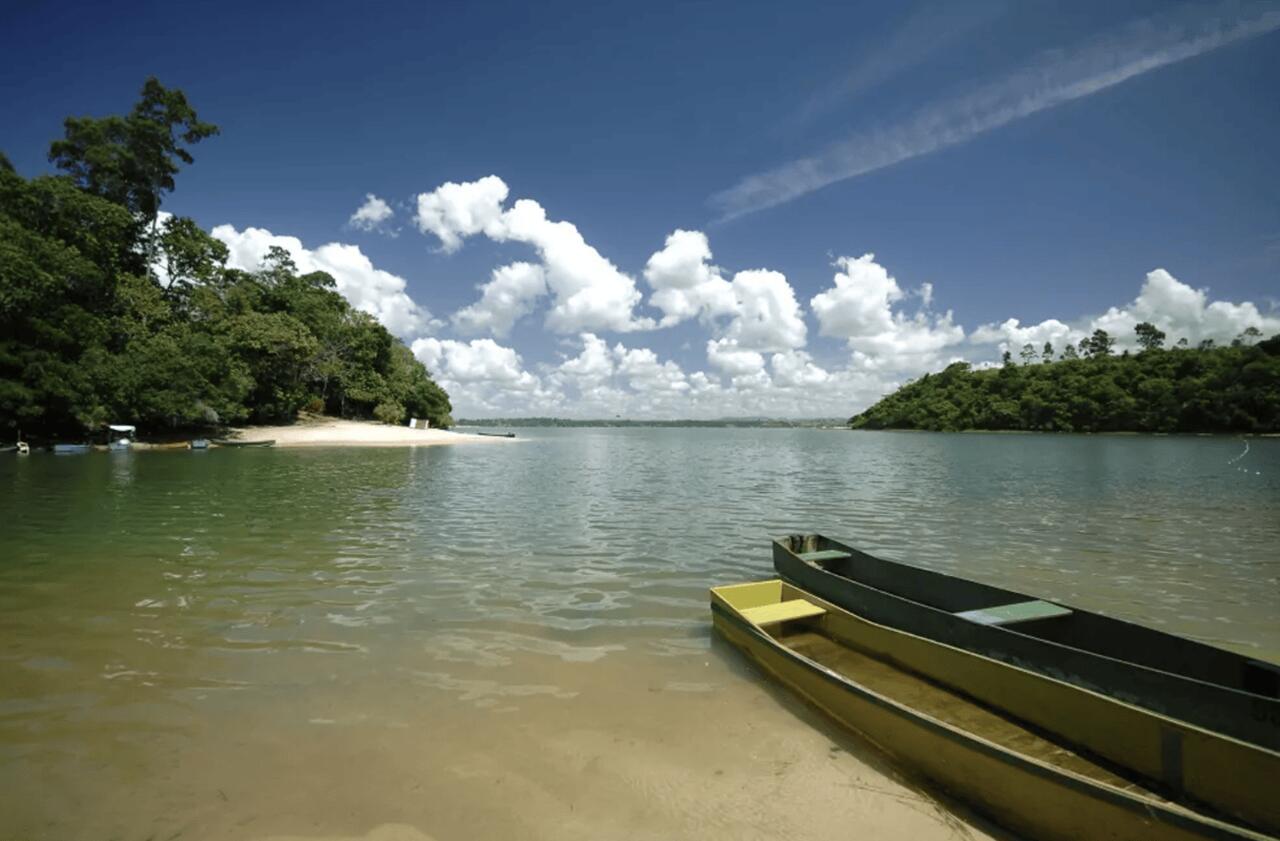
[189,438,210,449]
[773,534,1280,749]
[52,443,92,454]
[210,438,275,448]
[711,579,1277,841]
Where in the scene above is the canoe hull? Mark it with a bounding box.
[773,535,1280,749]
[711,581,1269,841]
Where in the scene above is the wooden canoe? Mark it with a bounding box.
[711,580,1277,841]
[210,439,275,448]
[773,534,1280,750]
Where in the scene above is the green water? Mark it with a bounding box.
[2,430,1278,840]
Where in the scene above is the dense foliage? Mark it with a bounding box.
[851,328,1280,433]
[0,79,451,440]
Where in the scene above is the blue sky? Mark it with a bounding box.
[4,0,1279,417]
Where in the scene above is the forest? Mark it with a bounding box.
[850,327,1280,433]
[0,79,452,441]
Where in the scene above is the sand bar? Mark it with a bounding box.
[227,416,511,447]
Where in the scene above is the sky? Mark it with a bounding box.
[3,0,1279,418]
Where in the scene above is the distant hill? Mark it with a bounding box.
[850,331,1280,434]
[456,418,848,429]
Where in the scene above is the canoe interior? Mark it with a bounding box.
[777,534,1280,700]
[712,581,1271,841]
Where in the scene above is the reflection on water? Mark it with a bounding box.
[1,430,1277,840]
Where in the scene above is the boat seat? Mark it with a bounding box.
[954,600,1073,627]
[798,550,853,564]
[742,599,826,627]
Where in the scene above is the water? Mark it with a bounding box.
[2,430,1277,841]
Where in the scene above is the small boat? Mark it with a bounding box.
[53,443,92,454]
[773,534,1280,749]
[476,431,516,438]
[711,579,1277,841]
[107,423,135,450]
[189,438,210,450]
[210,439,275,448]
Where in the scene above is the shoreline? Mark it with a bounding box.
[226,417,513,448]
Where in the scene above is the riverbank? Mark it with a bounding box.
[228,416,511,448]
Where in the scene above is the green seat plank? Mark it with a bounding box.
[955,600,1073,627]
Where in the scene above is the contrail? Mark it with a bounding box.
[711,2,1280,221]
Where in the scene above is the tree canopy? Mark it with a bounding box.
[1,78,451,440]
[850,328,1280,434]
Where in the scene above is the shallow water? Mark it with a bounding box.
[1,429,1277,840]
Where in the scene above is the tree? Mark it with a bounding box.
[1061,344,1079,361]
[1001,350,1013,367]
[1235,326,1263,347]
[1019,343,1038,365]
[1134,322,1165,352]
[1,79,453,437]
[49,78,219,226]
[1083,329,1114,358]
[1042,341,1054,363]
[1199,338,1216,350]
[1176,338,1189,349]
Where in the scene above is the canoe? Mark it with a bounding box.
[210,439,275,448]
[773,534,1280,749]
[477,431,515,438]
[189,438,210,450]
[52,443,92,454]
[711,580,1277,841]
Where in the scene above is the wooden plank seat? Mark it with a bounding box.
[955,600,1073,627]
[741,599,827,627]
[798,550,853,564]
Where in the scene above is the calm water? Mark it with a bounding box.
[2,430,1278,841]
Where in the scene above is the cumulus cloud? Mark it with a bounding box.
[811,254,964,375]
[413,176,509,253]
[348,193,394,231]
[972,268,1280,355]
[642,229,736,327]
[211,224,436,338]
[706,338,765,377]
[452,262,548,336]
[415,176,653,334]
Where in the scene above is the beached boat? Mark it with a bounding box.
[773,534,1280,749]
[476,431,516,438]
[52,443,92,454]
[711,579,1277,841]
[189,438,210,449]
[210,439,275,448]
[106,423,135,450]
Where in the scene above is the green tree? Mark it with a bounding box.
[1084,329,1114,358]
[49,77,218,225]
[1019,343,1038,365]
[1042,341,1054,363]
[1134,321,1165,352]
[1061,344,1079,361]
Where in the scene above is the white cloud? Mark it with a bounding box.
[811,254,964,375]
[706,338,765,377]
[211,224,436,338]
[723,269,808,351]
[349,194,394,231]
[712,2,1280,219]
[452,262,547,337]
[416,176,653,334]
[642,229,736,327]
[972,268,1280,354]
[771,350,830,387]
[412,176,509,253]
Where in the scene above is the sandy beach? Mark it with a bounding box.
[227,416,512,448]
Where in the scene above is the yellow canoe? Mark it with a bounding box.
[711,579,1278,841]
